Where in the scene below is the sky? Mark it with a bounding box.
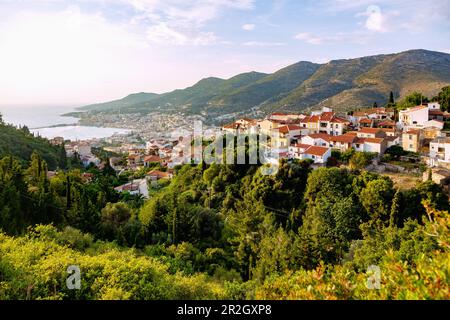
[0,0,449,106]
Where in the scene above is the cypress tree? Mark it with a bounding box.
[389,91,395,104]
[390,190,402,227]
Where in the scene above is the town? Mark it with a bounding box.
[51,101,450,199]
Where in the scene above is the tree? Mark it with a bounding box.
[349,152,376,170]
[360,178,394,221]
[398,92,428,110]
[100,202,132,241]
[390,189,402,227]
[389,91,395,104]
[436,86,450,112]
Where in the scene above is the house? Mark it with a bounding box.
[222,122,241,135]
[81,155,101,167]
[385,136,400,148]
[422,126,444,140]
[318,112,350,136]
[428,102,441,110]
[127,154,142,167]
[235,118,259,134]
[258,119,282,135]
[269,112,305,122]
[299,115,320,134]
[356,127,386,139]
[301,133,331,147]
[146,169,173,181]
[358,118,373,128]
[423,120,444,130]
[353,137,387,155]
[402,130,421,153]
[429,109,444,121]
[270,126,290,150]
[50,136,65,146]
[379,128,397,137]
[304,146,331,164]
[329,134,357,152]
[114,179,149,198]
[353,107,394,121]
[143,155,161,167]
[74,143,92,157]
[288,144,331,164]
[378,120,396,129]
[429,137,450,165]
[399,105,429,129]
[288,144,311,159]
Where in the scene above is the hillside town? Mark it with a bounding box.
[53,102,450,198]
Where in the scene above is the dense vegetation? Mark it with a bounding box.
[0,115,67,170]
[1,141,449,299]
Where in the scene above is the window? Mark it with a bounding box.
[335,124,339,128]
[409,135,413,140]
[438,147,445,153]
[409,144,413,149]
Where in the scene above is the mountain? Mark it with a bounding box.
[278,49,450,112]
[208,61,320,113]
[79,49,450,116]
[79,92,159,112]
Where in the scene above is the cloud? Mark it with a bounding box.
[243,41,284,47]
[294,32,326,45]
[242,23,256,31]
[361,5,387,32]
[294,31,369,45]
[121,0,255,45]
[125,0,255,27]
[147,22,217,45]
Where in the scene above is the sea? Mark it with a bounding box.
[0,105,131,141]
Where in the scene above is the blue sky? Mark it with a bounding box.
[0,0,449,105]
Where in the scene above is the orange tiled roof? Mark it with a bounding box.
[307,133,332,141]
[319,112,335,121]
[359,118,372,124]
[359,127,382,134]
[305,146,329,157]
[330,135,357,143]
[144,155,161,163]
[364,137,384,144]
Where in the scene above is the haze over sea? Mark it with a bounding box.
[0,105,131,141]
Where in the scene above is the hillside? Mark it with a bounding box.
[208,61,320,113]
[79,92,159,112]
[79,49,450,116]
[0,119,66,169]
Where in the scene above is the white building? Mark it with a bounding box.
[353,138,387,154]
[114,179,149,198]
[428,102,441,110]
[301,133,331,147]
[288,144,331,164]
[399,105,429,129]
[429,137,450,165]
